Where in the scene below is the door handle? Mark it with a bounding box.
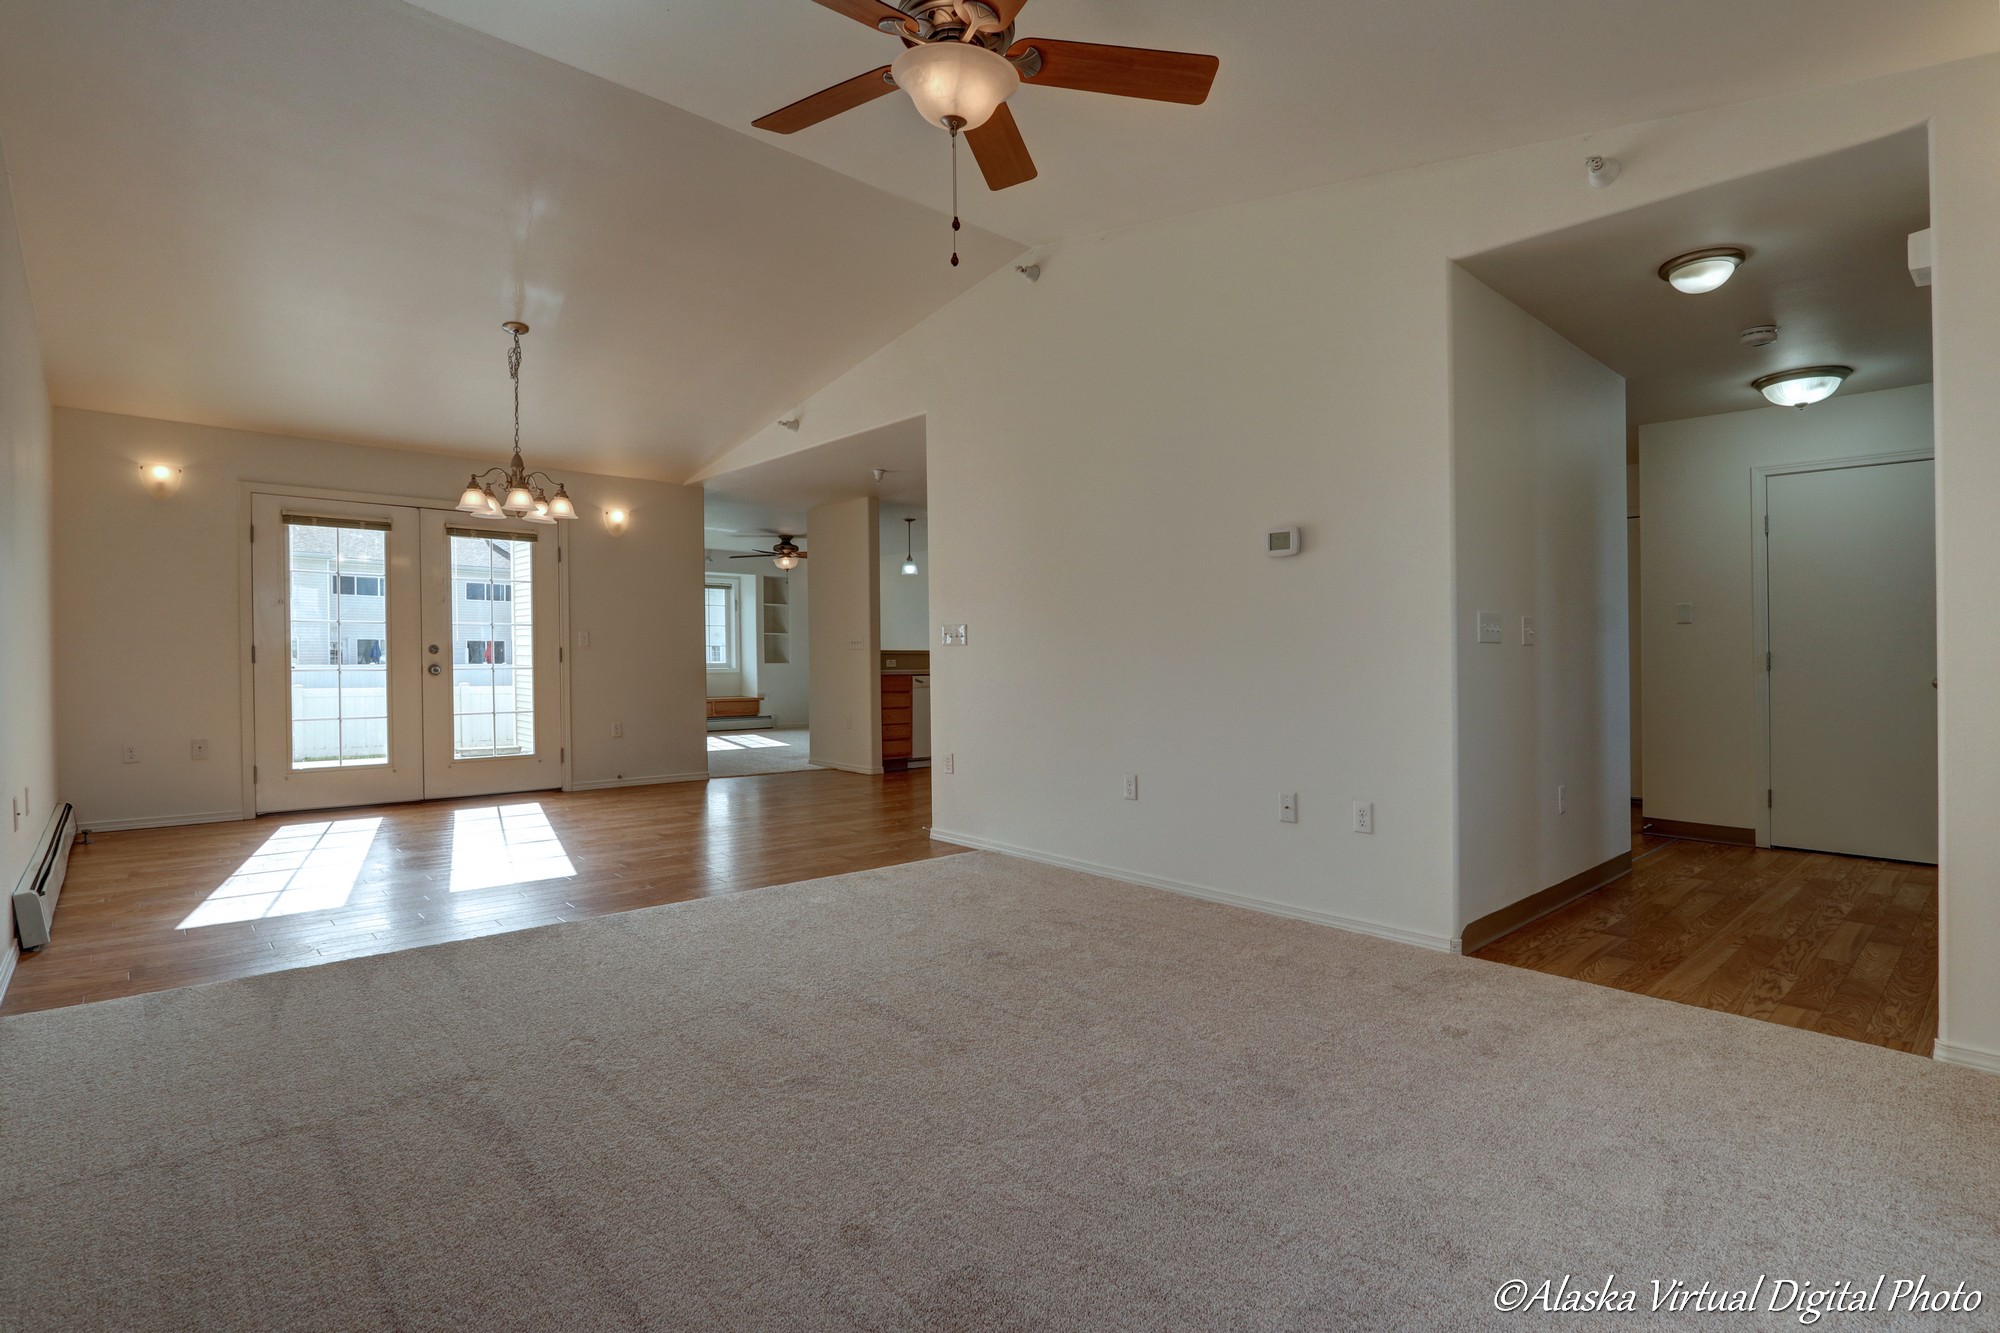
[428,663,442,676]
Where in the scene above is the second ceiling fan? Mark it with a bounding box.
[753,0,1220,192]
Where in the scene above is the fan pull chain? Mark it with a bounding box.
[949,124,962,268]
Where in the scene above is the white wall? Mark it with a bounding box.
[1450,268,1629,931]
[0,145,55,907]
[1638,384,1934,834]
[805,495,880,773]
[695,56,2000,1064]
[758,564,810,727]
[879,505,930,651]
[52,408,708,825]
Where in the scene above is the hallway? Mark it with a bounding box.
[1475,819,1937,1054]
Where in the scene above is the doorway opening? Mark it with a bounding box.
[1448,128,1938,1053]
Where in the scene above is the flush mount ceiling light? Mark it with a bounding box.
[454,322,576,525]
[1753,365,1852,409]
[1658,247,1746,295]
[900,517,920,575]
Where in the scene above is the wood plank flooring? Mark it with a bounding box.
[1474,815,1938,1054]
[3,769,961,1018]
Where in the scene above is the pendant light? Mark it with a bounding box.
[455,321,577,523]
[900,517,920,576]
[1753,365,1852,408]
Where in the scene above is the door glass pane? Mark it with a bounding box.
[287,523,390,769]
[450,533,534,759]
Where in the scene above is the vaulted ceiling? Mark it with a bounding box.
[0,0,1994,482]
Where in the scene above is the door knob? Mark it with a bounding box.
[428,663,442,676]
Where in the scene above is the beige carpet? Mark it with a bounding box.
[3,852,1996,1331]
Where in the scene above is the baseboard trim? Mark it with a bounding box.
[80,810,251,834]
[1458,851,1633,955]
[1640,816,1756,846]
[0,939,16,1006]
[812,760,886,776]
[930,828,1454,953]
[565,771,711,792]
[1933,1040,2000,1075]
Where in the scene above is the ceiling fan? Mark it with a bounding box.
[729,535,809,570]
[753,0,1220,193]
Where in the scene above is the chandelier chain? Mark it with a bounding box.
[508,327,523,459]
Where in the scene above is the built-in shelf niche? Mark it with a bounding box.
[761,575,791,665]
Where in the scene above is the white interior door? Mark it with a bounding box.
[418,511,561,800]
[1766,459,1937,863]
[252,495,424,813]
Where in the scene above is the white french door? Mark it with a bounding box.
[417,509,559,800]
[251,493,561,814]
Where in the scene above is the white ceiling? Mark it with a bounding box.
[0,0,1018,482]
[1460,129,1932,426]
[403,0,2000,245]
[704,415,926,547]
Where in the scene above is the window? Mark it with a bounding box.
[336,575,384,596]
[353,638,384,665]
[449,531,534,759]
[286,521,389,769]
[464,640,508,665]
[704,583,737,670]
[464,581,513,602]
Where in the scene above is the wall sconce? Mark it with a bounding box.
[139,464,183,498]
[603,508,629,535]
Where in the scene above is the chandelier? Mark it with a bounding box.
[455,321,577,523]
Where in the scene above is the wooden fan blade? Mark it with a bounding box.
[966,103,1037,190]
[809,0,915,34]
[1010,38,1219,104]
[753,66,896,134]
[979,0,1032,26]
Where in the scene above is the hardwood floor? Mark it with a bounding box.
[1475,813,1938,1054]
[2,769,962,1018]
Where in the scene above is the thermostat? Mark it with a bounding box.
[1265,526,1301,557]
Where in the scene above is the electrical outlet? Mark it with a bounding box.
[612,722,624,739]
[1353,801,1375,834]
[1557,784,1566,814]
[1675,602,1695,625]
[1123,773,1139,801]
[190,739,209,760]
[122,744,141,764]
[579,630,591,648]
[943,753,955,774]
[1280,792,1298,824]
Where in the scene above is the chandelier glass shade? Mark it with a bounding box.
[455,321,577,524]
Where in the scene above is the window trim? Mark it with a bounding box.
[704,581,739,672]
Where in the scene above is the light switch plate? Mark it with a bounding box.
[1675,603,1695,625]
[1477,612,1503,645]
[1520,616,1537,646]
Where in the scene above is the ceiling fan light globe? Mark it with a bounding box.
[773,553,800,571]
[892,42,1019,131]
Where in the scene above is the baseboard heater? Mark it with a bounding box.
[12,802,77,951]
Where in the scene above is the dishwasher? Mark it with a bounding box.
[910,675,931,760]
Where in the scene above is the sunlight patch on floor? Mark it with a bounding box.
[449,803,577,893]
[178,818,383,929]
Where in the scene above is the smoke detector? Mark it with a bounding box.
[1739,325,1779,347]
